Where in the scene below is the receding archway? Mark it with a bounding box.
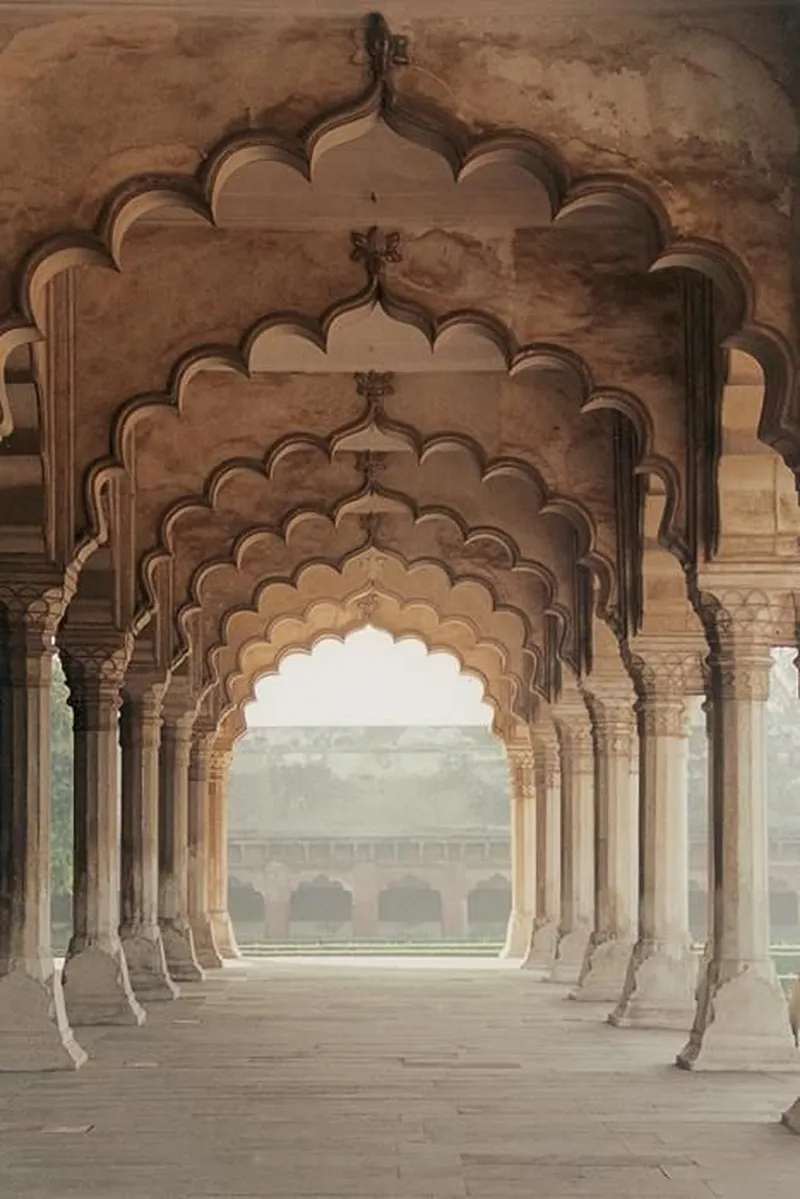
[467,876,512,937]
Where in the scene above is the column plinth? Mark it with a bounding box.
[612,661,697,1030]
[188,728,223,970]
[523,738,561,970]
[119,680,179,1001]
[676,600,797,1071]
[0,573,87,1069]
[159,706,204,982]
[59,630,145,1027]
[550,721,594,985]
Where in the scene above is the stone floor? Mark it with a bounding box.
[0,957,798,1197]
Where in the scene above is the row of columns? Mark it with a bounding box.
[0,576,239,1069]
[502,624,800,1126]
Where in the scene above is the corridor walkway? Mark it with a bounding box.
[0,959,797,1198]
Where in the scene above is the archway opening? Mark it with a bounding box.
[228,626,511,951]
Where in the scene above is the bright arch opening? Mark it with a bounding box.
[229,627,510,952]
[245,626,493,727]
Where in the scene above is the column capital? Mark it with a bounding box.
[506,745,535,801]
[555,721,594,772]
[0,564,74,654]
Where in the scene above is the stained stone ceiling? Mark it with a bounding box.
[0,2,798,735]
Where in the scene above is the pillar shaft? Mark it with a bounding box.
[0,574,86,1069]
[551,722,594,983]
[188,729,223,969]
[207,744,240,959]
[501,747,535,960]
[678,595,796,1071]
[573,702,637,1001]
[524,737,561,968]
[119,682,178,1000]
[59,631,145,1026]
[158,709,204,981]
[612,654,697,1029]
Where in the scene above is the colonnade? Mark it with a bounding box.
[0,574,239,1071]
[501,604,800,1130]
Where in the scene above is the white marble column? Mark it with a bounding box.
[524,734,561,969]
[572,699,638,1002]
[501,747,535,960]
[551,722,595,984]
[612,653,696,1030]
[678,592,797,1071]
[208,742,240,959]
[119,676,179,1001]
[188,727,223,970]
[158,705,204,982]
[0,573,86,1069]
[59,629,145,1027]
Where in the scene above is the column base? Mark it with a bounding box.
[500,910,534,961]
[189,915,223,970]
[676,962,799,1072]
[609,941,697,1031]
[522,917,559,969]
[781,1098,800,1134]
[209,910,241,960]
[61,939,146,1027]
[159,920,205,982]
[119,925,180,1001]
[571,934,635,1003]
[0,964,87,1071]
[550,925,592,985]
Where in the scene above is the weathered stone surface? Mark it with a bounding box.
[0,959,798,1197]
[0,968,86,1072]
[61,944,146,1028]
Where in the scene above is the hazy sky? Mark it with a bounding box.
[245,627,492,727]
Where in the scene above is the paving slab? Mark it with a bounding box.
[0,956,796,1197]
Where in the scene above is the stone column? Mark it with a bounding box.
[0,573,86,1069]
[501,747,535,960]
[158,706,204,981]
[187,727,223,969]
[207,743,240,959]
[677,592,797,1070]
[551,722,595,984]
[119,677,179,1001]
[612,653,697,1030]
[572,698,638,1002]
[59,632,145,1026]
[524,733,561,968]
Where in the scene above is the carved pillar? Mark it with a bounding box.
[501,746,535,960]
[0,572,86,1069]
[524,733,561,968]
[551,721,595,984]
[677,592,797,1070]
[572,698,638,1002]
[207,743,240,959]
[612,653,697,1030]
[187,727,223,969]
[119,675,178,1001]
[59,628,145,1026]
[158,705,204,981]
